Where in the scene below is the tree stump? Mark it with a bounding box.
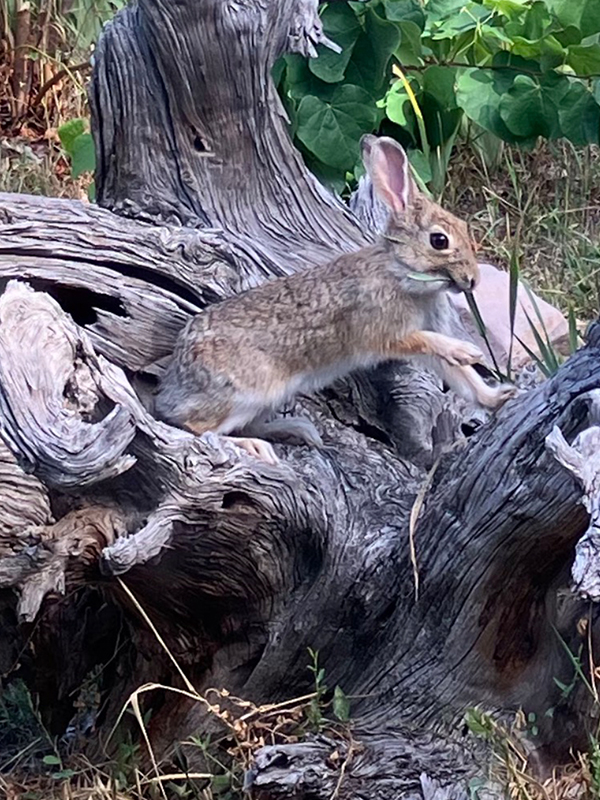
[0,1,598,797]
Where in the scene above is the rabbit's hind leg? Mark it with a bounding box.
[224,436,279,465]
[224,415,323,466]
[213,397,283,466]
[185,414,280,466]
[241,417,323,447]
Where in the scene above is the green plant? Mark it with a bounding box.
[0,679,63,773]
[58,116,95,197]
[306,646,328,730]
[466,231,580,384]
[305,647,351,732]
[1,0,126,133]
[465,626,600,799]
[275,0,600,196]
[590,734,600,798]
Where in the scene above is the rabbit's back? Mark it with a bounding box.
[155,245,419,428]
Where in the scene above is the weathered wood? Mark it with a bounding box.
[0,271,596,780]
[547,389,600,601]
[0,0,597,795]
[249,732,491,800]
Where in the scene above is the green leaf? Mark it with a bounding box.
[284,54,334,101]
[464,708,493,738]
[522,307,560,374]
[69,133,96,178]
[465,292,503,377]
[333,685,351,721]
[345,8,401,94]
[557,80,600,146]
[456,66,520,142]
[384,0,426,30]
[423,65,458,110]
[514,334,552,377]
[58,118,87,155]
[43,755,61,766]
[385,82,418,137]
[499,73,563,139]
[296,85,378,171]
[554,26,583,47]
[521,1,553,40]
[567,44,600,76]
[479,23,514,50]
[309,3,361,83]
[482,0,530,20]
[52,769,77,780]
[509,34,565,60]
[426,0,470,22]
[396,20,424,64]
[429,4,493,39]
[545,0,600,39]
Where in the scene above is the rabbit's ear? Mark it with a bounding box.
[362,136,413,215]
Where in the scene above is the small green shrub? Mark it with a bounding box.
[275,0,600,195]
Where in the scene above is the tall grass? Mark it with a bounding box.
[1,0,125,135]
[449,141,600,323]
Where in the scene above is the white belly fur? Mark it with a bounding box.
[218,352,380,433]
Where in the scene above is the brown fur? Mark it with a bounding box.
[155,136,514,462]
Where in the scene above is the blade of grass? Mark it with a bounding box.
[521,281,560,372]
[129,690,168,800]
[568,305,579,354]
[553,626,596,698]
[514,334,552,378]
[392,63,430,166]
[464,292,503,379]
[522,306,560,374]
[506,244,520,381]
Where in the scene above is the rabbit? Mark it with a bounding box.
[155,135,515,464]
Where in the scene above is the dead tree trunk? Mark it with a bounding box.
[0,1,599,797]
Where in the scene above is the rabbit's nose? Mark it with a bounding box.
[459,276,477,292]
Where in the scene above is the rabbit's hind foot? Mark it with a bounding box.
[225,436,279,465]
[250,416,323,447]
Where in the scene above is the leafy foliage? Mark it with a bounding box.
[275,0,600,194]
[58,118,95,198]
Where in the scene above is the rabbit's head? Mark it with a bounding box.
[361,135,479,295]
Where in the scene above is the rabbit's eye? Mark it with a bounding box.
[430,232,449,250]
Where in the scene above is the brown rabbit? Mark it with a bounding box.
[155,136,514,464]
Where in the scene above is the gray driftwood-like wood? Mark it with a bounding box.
[547,391,600,601]
[0,0,598,797]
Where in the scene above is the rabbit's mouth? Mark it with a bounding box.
[447,274,477,293]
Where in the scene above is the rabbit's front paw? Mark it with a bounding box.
[443,340,484,367]
[484,383,518,410]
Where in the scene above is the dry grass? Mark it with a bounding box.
[0,582,354,800]
[447,140,600,322]
[0,134,90,198]
[466,706,596,800]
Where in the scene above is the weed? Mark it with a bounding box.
[450,140,600,322]
[466,623,600,800]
